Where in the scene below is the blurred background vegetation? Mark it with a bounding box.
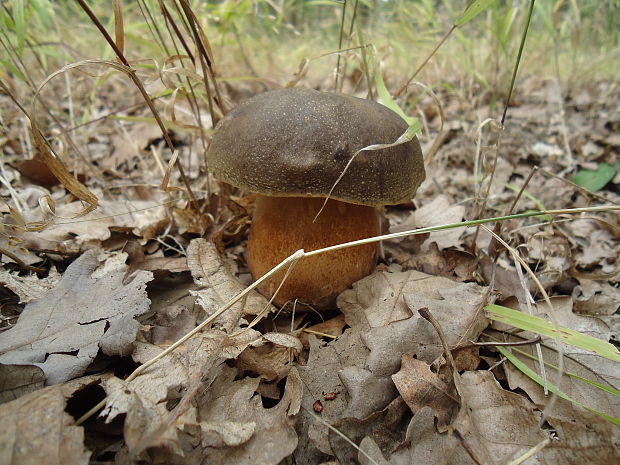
[2,0,619,102]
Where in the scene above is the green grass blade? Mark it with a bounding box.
[11,0,25,55]
[486,304,620,362]
[0,58,26,82]
[374,64,420,136]
[455,0,497,27]
[509,346,620,398]
[497,346,620,426]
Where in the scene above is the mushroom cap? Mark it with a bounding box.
[207,88,425,206]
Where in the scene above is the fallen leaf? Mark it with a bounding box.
[20,199,169,251]
[405,243,478,281]
[0,266,61,303]
[392,354,458,429]
[297,330,369,455]
[0,364,45,403]
[100,327,270,458]
[187,238,276,330]
[0,375,105,465]
[0,250,153,384]
[498,296,620,391]
[196,365,302,464]
[328,396,411,465]
[450,371,548,465]
[391,195,466,251]
[539,409,620,464]
[299,313,346,348]
[572,278,620,316]
[236,332,302,381]
[349,271,489,376]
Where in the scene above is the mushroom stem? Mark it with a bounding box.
[247,196,381,309]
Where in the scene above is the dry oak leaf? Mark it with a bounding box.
[187,238,276,328]
[572,278,620,316]
[392,354,458,429]
[539,409,620,465]
[101,328,270,457]
[197,365,302,465]
[20,199,168,251]
[498,329,620,429]
[410,195,466,251]
[374,372,546,465]
[328,396,411,465]
[0,266,61,304]
[0,364,45,404]
[344,270,489,376]
[297,330,370,456]
[450,371,548,465]
[0,375,106,465]
[0,250,153,384]
[498,296,619,391]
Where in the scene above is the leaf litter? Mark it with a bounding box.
[0,41,619,465]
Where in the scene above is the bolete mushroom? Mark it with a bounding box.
[207,88,425,309]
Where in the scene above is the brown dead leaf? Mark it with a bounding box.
[349,271,488,376]
[196,365,302,465]
[498,296,619,391]
[187,238,275,329]
[0,364,45,403]
[20,199,169,251]
[0,266,61,303]
[450,371,548,465]
[411,195,466,250]
[108,121,164,171]
[392,354,458,429]
[237,344,293,381]
[0,250,153,384]
[497,321,620,426]
[0,375,105,465]
[0,232,42,267]
[337,269,431,331]
[100,326,276,459]
[14,152,60,186]
[404,242,478,280]
[569,219,618,273]
[297,330,370,456]
[299,314,346,348]
[358,407,468,465]
[237,332,302,381]
[572,277,620,316]
[539,409,620,464]
[328,396,411,465]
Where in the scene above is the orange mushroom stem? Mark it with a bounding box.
[247,196,381,309]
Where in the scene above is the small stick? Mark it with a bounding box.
[418,308,458,376]
[452,429,484,465]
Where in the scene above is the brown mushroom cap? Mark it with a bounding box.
[208,88,425,205]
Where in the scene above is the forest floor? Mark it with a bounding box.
[0,31,618,465]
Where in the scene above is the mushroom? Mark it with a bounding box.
[207,88,425,309]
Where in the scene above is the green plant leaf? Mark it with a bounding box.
[497,346,620,426]
[485,304,620,362]
[572,162,620,192]
[455,0,497,27]
[11,0,25,55]
[508,345,620,399]
[0,58,26,82]
[374,65,420,136]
